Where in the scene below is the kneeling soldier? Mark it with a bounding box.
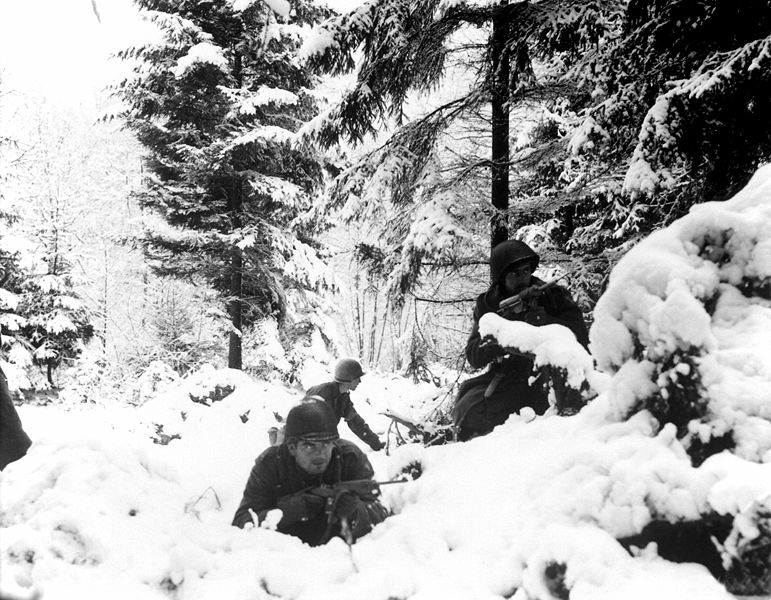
[232,399,388,546]
[306,358,385,451]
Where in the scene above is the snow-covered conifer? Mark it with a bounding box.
[113,0,335,369]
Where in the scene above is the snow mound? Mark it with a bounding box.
[4,167,771,598]
[592,163,771,462]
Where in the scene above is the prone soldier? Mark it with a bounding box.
[232,398,388,545]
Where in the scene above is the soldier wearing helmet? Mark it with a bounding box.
[453,239,589,441]
[232,399,388,545]
[305,358,385,451]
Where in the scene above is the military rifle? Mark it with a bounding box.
[497,273,568,318]
[311,478,407,545]
[309,477,407,502]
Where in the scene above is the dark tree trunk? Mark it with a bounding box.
[228,247,243,370]
[490,0,511,273]
[228,50,244,371]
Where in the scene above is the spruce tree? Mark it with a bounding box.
[510,0,771,305]
[302,0,619,298]
[304,0,771,312]
[114,0,332,369]
[2,104,95,387]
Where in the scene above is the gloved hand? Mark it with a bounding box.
[276,491,324,524]
[524,305,547,325]
[369,437,385,451]
[333,491,362,520]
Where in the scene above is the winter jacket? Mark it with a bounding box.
[305,381,382,451]
[465,276,589,370]
[0,366,32,471]
[453,276,589,439]
[232,439,387,546]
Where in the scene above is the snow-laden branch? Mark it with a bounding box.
[624,35,771,198]
[171,42,229,78]
[231,0,290,19]
[298,0,380,70]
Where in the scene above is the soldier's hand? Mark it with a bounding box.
[370,438,385,451]
[525,305,547,325]
[276,491,325,524]
[333,491,362,520]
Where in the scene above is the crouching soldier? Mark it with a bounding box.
[453,239,589,441]
[305,358,385,451]
[232,399,388,546]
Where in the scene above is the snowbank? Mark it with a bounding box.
[592,164,771,463]
[3,165,771,598]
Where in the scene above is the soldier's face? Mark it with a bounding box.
[288,439,335,475]
[348,377,361,391]
[503,263,532,295]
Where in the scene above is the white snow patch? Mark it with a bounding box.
[171,42,228,78]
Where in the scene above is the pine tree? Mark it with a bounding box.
[5,107,96,386]
[1,78,34,371]
[302,0,620,301]
[507,0,771,306]
[114,0,334,369]
[304,0,771,314]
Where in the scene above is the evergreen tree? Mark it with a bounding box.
[4,106,95,386]
[114,0,333,369]
[504,0,771,307]
[1,78,33,371]
[145,280,223,375]
[304,0,771,315]
[302,0,619,299]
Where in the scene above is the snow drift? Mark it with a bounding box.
[3,166,771,599]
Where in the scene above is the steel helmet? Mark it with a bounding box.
[334,358,364,383]
[489,239,539,283]
[284,398,339,442]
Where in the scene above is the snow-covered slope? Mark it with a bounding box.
[3,166,771,599]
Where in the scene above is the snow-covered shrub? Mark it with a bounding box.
[592,164,771,466]
[135,360,180,406]
[244,315,337,386]
[135,364,293,449]
[721,495,771,594]
[57,345,107,405]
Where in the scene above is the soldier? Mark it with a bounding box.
[305,358,385,451]
[232,399,388,546]
[453,239,589,441]
[1,333,32,471]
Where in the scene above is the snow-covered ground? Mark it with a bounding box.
[3,165,771,599]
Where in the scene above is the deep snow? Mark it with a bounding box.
[3,165,771,599]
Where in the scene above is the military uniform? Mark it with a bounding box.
[232,439,387,545]
[306,381,383,450]
[453,241,589,440]
[0,366,32,471]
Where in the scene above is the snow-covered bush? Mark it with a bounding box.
[3,167,771,600]
[135,360,180,406]
[592,165,771,465]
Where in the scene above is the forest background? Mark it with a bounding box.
[1,0,770,406]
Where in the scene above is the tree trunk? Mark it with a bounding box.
[228,247,243,370]
[368,287,379,364]
[490,0,511,271]
[228,50,244,371]
[353,272,365,358]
